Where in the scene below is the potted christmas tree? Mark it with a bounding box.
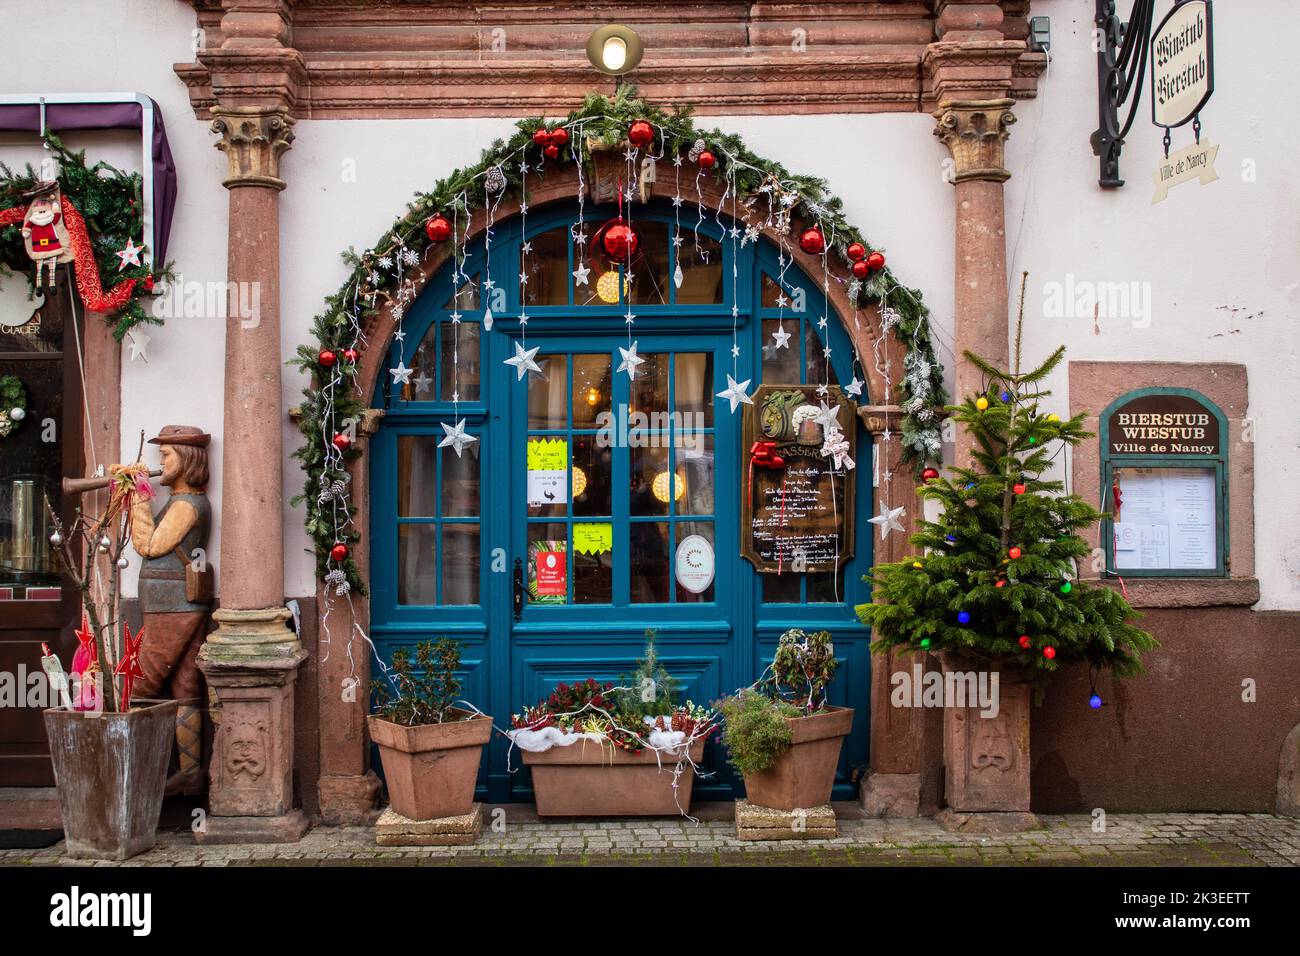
[717,628,853,811]
[857,275,1155,827]
[368,638,492,821]
[42,459,178,860]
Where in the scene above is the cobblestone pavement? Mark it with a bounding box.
[3,808,1299,866]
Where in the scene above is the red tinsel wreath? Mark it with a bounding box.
[0,197,137,314]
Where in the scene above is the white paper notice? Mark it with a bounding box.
[527,469,567,507]
[1112,467,1216,570]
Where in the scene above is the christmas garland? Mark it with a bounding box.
[0,135,169,340]
[293,87,947,593]
[0,374,28,438]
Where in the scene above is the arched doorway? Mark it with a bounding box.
[366,200,874,802]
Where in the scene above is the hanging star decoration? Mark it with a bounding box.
[126,328,150,363]
[114,624,146,709]
[770,323,791,350]
[716,374,753,413]
[389,360,413,386]
[438,418,478,457]
[813,400,842,433]
[868,502,907,540]
[115,238,143,270]
[504,341,542,380]
[572,261,591,286]
[412,372,433,395]
[617,341,645,380]
[844,376,864,398]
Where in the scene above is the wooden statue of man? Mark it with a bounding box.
[111,425,213,796]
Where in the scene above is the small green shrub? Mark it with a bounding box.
[717,691,802,776]
[371,638,468,726]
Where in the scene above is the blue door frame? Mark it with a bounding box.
[370,201,875,803]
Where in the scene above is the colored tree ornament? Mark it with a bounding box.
[627,119,655,147]
[1013,482,1026,494]
[912,561,923,569]
[1047,413,1060,422]
[799,227,825,255]
[332,432,352,451]
[425,213,452,242]
[919,638,931,649]
[330,543,349,562]
[1018,635,1031,648]
[1060,581,1073,593]
[318,349,337,367]
[846,241,866,261]
[697,149,716,169]
[1008,546,1022,559]
[550,127,569,147]
[1089,694,1103,709]
[852,259,870,279]
[532,128,550,147]
[866,251,885,271]
[957,611,971,624]
[976,396,989,410]
[1043,646,1056,659]
[544,144,559,159]
[342,347,360,364]
[922,467,940,481]
[601,220,638,260]
[995,579,1006,588]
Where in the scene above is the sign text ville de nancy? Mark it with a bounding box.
[1108,394,1219,457]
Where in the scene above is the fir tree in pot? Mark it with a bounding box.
[718,628,853,811]
[368,639,491,821]
[857,274,1156,823]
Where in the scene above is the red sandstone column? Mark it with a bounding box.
[196,105,308,844]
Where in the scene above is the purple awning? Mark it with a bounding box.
[0,99,177,265]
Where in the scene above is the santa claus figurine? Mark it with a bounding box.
[19,181,72,292]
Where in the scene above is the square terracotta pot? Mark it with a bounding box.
[44,699,178,860]
[522,738,705,816]
[368,711,492,821]
[741,705,854,811]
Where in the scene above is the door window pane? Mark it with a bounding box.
[761,318,801,383]
[629,351,668,417]
[528,524,568,604]
[571,353,611,429]
[442,441,480,517]
[675,522,715,603]
[528,354,568,429]
[629,220,670,305]
[524,226,569,306]
[443,273,481,311]
[676,232,723,304]
[572,435,611,517]
[630,521,670,603]
[439,321,480,401]
[631,445,670,516]
[0,358,61,596]
[676,434,714,515]
[397,436,437,517]
[397,524,437,605]
[673,352,713,427]
[763,573,802,604]
[574,534,612,604]
[805,323,840,386]
[441,524,480,604]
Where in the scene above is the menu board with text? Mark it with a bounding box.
[1112,466,1217,570]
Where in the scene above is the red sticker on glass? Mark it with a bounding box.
[535,551,566,596]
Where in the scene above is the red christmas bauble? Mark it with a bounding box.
[799,227,826,256]
[1018,635,1031,649]
[532,128,549,147]
[866,251,886,271]
[425,214,452,243]
[852,260,870,279]
[1008,546,1023,559]
[1043,646,1056,660]
[602,221,638,260]
[330,543,349,562]
[697,150,716,169]
[550,127,569,147]
[846,242,866,262]
[1013,482,1026,495]
[318,349,337,367]
[628,120,655,147]
[332,432,352,451]
[995,579,1007,588]
[342,347,360,364]
[922,467,940,482]
[142,274,155,293]
[544,144,559,159]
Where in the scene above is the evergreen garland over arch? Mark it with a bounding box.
[293,87,947,594]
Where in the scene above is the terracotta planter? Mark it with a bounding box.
[742,705,854,811]
[368,711,492,820]
[523,738,705,816]
[43,699,178,860]
[937,652,1033,815]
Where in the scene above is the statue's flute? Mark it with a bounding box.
[62,469,162,495]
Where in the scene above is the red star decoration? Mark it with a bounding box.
[114,624,146,709]
[74,613,97,666]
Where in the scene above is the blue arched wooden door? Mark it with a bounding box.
[370,201,873,802]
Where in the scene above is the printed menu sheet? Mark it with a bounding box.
[1112,467,1216,570]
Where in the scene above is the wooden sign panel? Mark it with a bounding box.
[1107,392,1220,457]
[741,385,856,574]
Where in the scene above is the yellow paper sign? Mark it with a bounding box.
[573,523,613,555]
[527,437,568,472]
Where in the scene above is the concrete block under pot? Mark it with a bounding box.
[523,738,705,816]
[742,705,854,811]
[43,699,178,860]
[367,710,492,821]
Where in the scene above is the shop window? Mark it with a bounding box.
[1100,388,1228,576]
[397,274,482,402]
[396,434,482,605]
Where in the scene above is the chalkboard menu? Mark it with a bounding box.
[741,385,856,573]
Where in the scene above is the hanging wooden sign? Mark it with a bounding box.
[740,384,856,574]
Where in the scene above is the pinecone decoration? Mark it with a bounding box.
[484,164,506,194]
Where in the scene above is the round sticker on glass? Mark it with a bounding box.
[675,534,715,594]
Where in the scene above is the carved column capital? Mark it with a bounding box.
[932,98,1016,183]
[210,105,295,190]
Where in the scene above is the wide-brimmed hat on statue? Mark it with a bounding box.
[147,425,211,448]
[20,181,60,201]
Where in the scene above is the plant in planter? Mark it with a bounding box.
[368,638,491,821]
[508,630,718,817]
[856,275,1156,821]
[717,628,854,811]
[41,451,177,860]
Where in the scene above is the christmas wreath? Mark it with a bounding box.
[0,135,170,340]
[294,87,948,594]
[0,374,28,438]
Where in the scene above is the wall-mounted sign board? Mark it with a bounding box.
[1151,0,1214,129]
[1106,391,1220,456]
[740,384,856,574]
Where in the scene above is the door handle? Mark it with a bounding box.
[512,557,526,621]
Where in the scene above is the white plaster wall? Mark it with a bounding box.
[2,0,1294,609]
